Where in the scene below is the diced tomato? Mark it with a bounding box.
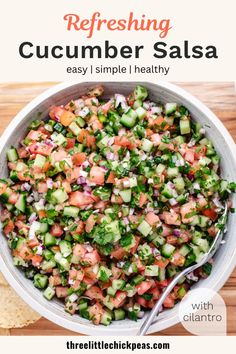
[55,286,68,298]
[114,136,137,149]
[154,257,170,269]
[62,180,72,193]
[28,142,53,156]
[3,220,14,234]
[156,279,169,288]
[8,192,19,204]
[89,166,105,186]
[38,210,46,219]
[111,265,122,280]
[110,291,127,308]
[73,244,86,259]
[65,167,81,183]
[49,106,65,120]
[27,130,42,141]
[136,281,153,295]
[137,296,148,308]
[185,149,195,163]
[69,191,95,207]
[130,236,140,253]
[110,247,126,260]
[148,287,160,300]
[60,110,76,127]
[18,244,32,261]
[136,258,145,271]
[106,171,116,184]
[151,133,161,146]
[89,302,103,325]
[85,286,104,302]
[207,225,218,237]
[162,211,181,226]
[194,145,207,159]
[171,251,185,267]
[31,255,43,267]
[52,149,67,163]
[0,182,7,196]
[17,147,29,159]
[180,201,196,223]
[83,250,100,266]
[163,294,175,308]
[65,138,75,150]
[89,114,103,132]
[49,275,61,287]
[111,194,123,204]
[166,235,178,245]
[72,152,86,166]
[202,208,218,221]
[70,221,85,235]
[145,212,160,226]
[85,214,96,233]
[50,223,64,237]
[100,101,112,114]
[139,192,148,207]
[28,237,39,248]
[37,182,48,193]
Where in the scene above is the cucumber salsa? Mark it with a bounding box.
[0,85,235,326]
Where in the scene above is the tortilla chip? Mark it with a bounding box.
[0,272,8,286]
[0,285,41,328]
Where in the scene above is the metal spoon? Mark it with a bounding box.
[137,204,228,336]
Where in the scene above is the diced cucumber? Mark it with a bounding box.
[120,109,137,128]
[179,244,191,256]
[34,154,46,168]
[16,161,28,172]
[165,116,174,126]
[69,121,81,136]
[137,220,152,237]
[161,184,173,199]
[55,253,70,271]
[41,259,56,271]
[124,284,137,297]
[174,177,185,193]
[134,85,148,101]
[193,238,209,253]
[199,156,211,166]
[33,274,48,289]
[100,311,113,326]
[103,296,114,310]
[161,243,176,257]
[158,268,166,281]
[114,309,126,321]
[98,266,112,282]
[152,235,165,246]
[78,301,88,311]
[141,138,153,152]
[44,233,56,247]
[131,274,145,286]
[52,133,67,146]
[199,215,210,228]
[166,265,178,278]
[144,265,159,276]
[133,99,143,109]
[37,222,48,234]
[107,286,117,297]
[165,103,177,116]
[180,117,190,135]
[135,106,147,119]
[15,194,26,213]
[167,167,179,178]
[7,148,18,162]
[51,189,68,204]
[63,206,80,218]
[119,189,131,203]
[112,279,125,290]
[156,163,166,175]
[76,116,86,127]
[43,249,54,261]
[59,240,72,257]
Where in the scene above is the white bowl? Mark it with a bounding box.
[0,81,236,335]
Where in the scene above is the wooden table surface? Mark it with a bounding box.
[0,82,235,336]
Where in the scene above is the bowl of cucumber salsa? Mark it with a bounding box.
[0,81,236,335]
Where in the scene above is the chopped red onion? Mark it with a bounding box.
[123,217,129,225]
[151,106,162,115]
[118,128,126,136]
[107,137,115,146]
[137,311,145,319]
[173,229,181,237]
[169,198,177,206]
[29,213,37,224]
[21,182,31,192]
[68,294,78,303]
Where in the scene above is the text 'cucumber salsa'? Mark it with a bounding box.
[0,85,235,326]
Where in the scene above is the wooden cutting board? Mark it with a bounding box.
[0,82,235,336]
